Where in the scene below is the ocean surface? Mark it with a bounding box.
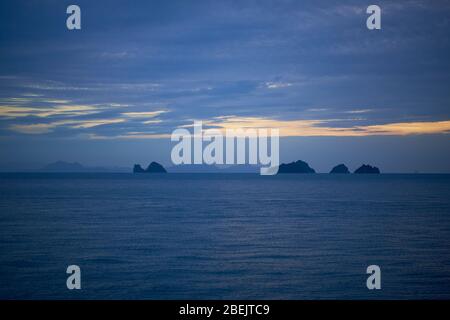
[0,173,450,299]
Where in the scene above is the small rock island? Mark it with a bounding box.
[278,160,316,173]
[330,164,350,174]
[354,164,380,174]
[133,162,167,173]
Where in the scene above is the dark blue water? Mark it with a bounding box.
[1,173,450,299]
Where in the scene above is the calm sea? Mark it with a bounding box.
[0,173,449,299]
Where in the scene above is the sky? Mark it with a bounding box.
[0,0,449,172]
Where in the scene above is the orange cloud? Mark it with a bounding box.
[206,116,450,137]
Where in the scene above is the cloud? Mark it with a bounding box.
[82,116,450,140]
[0,97,70,105]
[87,132,170,140]
[142,119,163,125]
[121,110,167,118]
[68,119,126,129]
[1,100,168,136]
[99,51,135,59]
[264,82,293,89]
[10,118,126,134]
[9,123,55,134]
[205,116,450,137]
[23,82,94,91]
[306,108,330,112]
[0,105,100,118]
[109,103,132,107]
[21,93,43,97]
[344,109,373,114]
[359,121,450,136]
[43,99,71,104]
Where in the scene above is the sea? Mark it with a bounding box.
[0,173,449,299]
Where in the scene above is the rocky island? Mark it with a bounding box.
[354,164,380,174]
[277,160,316,173]
[133,162,167,173]
[330,164,350,174]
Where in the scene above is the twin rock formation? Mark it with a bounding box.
[133,162,167,173]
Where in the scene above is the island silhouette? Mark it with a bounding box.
[330,164,350,174]
[133,162,167,173]
[41,161,85,172]
[39,161,129,173]
[36,160,381,174]
[277,161,380,174]
[277,160,316,173]
[354,164,380,174]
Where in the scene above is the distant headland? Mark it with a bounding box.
[39,161,129,173]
